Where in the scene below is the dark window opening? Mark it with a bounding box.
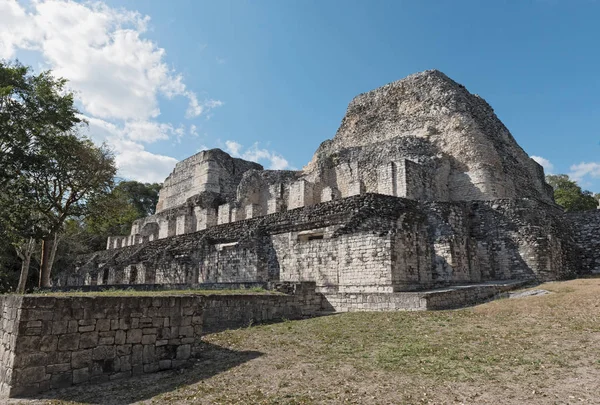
[298,232,325,242]
[102,268,109,285]
[129,265,138,284]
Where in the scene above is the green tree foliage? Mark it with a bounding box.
[0,61,116,290]
[84,187,141,251]
[546,174,598,212]
[34,136,116,287]
[0,61,81,187]
[53,181,162,277]
[113,181,161,217]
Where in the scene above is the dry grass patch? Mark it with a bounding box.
[11,278,600,405]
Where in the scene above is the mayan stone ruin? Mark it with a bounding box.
[3,69,600,397]
[58,69,600,298]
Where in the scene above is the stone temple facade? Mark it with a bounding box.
[69,70,599,294]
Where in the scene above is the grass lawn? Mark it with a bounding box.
[12,278,600,405]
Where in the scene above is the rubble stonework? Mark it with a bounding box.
[0,295,204,397]
[67,69,593,292]
[567,210,600,275]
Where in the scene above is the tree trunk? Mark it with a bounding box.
[47,232,59,277]
[39,237,53,288]
[17,238,35,294]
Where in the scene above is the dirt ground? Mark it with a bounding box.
[9,278,600,405]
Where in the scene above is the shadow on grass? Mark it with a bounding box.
[201,311,339,335]
[18,342,262,405]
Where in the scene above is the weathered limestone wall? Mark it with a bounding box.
[201,282,322,332]
[0,295,203,398]
[567,210,600,275]
[0,296,21,396]
[70,194,577,294]
[470,199,577,281]
[272,229,395,292]
[156,149,263,213]
[309,70,553,203]
[105,70,563,256]
[322,281,525,312]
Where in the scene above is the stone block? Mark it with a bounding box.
[72,367,90,384]
[71,349,92,369]
[176,344,191,360]
[40,335,58,352]
[96,319,111,332]
[47,351,71,365]
[58,334,80,351]
[115,330,126,345]
[120,355,132,371]
[92,346,116,361]
[218,203,232,225]
[132,344,143,365]
[79,331,99,349]
[141,334,156,345]
[16,366,48,384]
[68,320,79,333]
[142,345,155,364]
[179,326,194,338]
[116,344,132,356]
[51,372,72,389]
[99,336,115,345]
[52,320,68,335]
[14,352,47,368]
[126,329,142,344]
[15,335,41,354]
[47,363,71,374]
[78,319,96,327]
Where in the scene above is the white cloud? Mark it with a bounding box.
[224,140,243,157]
[0,0,223,182]
[185,92,223,118]
[0,0,221,123]
[224,140,290,170]
[569,162,600,183]
[83,117,177,183]
[531,155,554,174]
[115,144,178,184]
[123,121,174,143]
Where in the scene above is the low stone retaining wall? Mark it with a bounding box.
[322,281,527,312]
[0,294,203,398]
[40,282,269,293]
[202,282,321,332]
[0,281,527,397]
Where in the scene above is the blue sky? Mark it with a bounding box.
[2,0,600,192]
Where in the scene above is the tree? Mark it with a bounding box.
[0,61,116,290]
[0,61,81,187]
[84,187,141,251]
[1,61,81,292]
[39,137,116,286]
[113,181,161,217]
[546,174,598,212]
